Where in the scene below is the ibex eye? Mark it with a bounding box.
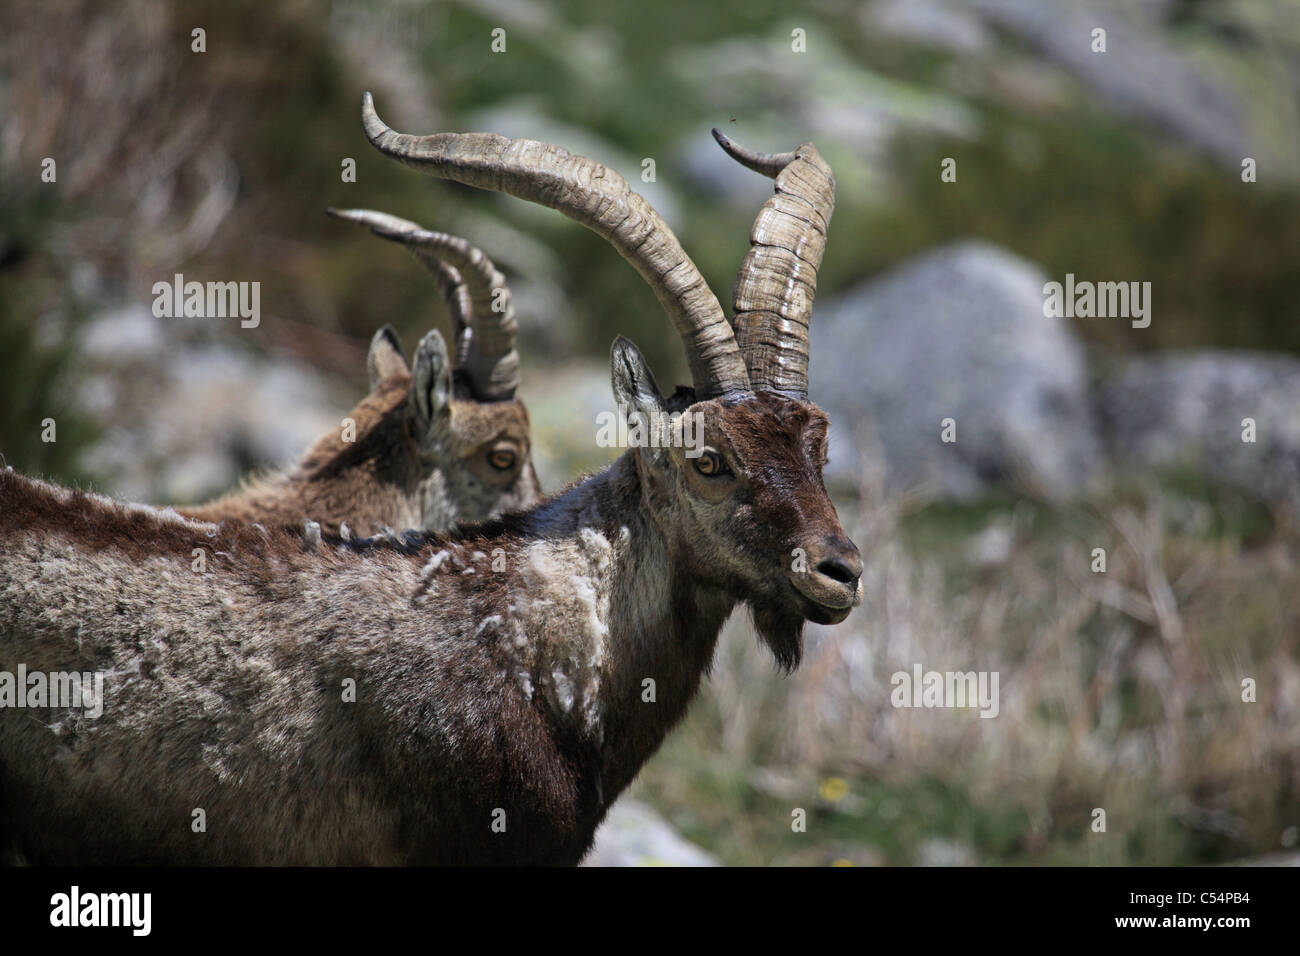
[488,449,517,471]
[692,451,728,477]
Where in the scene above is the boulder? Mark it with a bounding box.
[1096,350,1300,508]
[810,240,1099,500]
[583,799,719,867]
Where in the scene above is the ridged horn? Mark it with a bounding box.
[362,92,751,399]
[712,128,835,400]
[328,207,519,401]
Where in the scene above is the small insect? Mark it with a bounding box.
[729,115,737,123]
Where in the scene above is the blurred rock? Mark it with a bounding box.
[583,799,720,867]
[76,304,349,505]
[966,516,1015,567]
[673,41,978,207]
[810,240,1100,500]
[1096,350,1300,508]
[865,0,993,56]
[749,766,806,801]
[970,0,1253,171]
[915,836,977,866]
[330,0,442,134]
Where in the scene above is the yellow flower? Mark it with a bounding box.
[819,777,849,802]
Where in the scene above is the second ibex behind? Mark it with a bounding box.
[179,212,540,535]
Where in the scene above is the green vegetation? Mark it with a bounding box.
[0,187,98,482]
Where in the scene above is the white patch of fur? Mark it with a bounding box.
[550,667,574,713]
[422,549,452,575]
[474,615,502,639]
[510,527,628,736]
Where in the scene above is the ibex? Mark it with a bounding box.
[0,97,862,864]
[178,211,539,535]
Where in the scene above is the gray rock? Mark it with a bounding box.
[969,0,1252,171]
[1096,350,1300,507]
[671,43,978,208]
[75,304,348,505]
[810,240,1100,500]
[583,799,719,867]
[915,836,977,867]
[865,0,993,56]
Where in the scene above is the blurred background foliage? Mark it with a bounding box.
[1,0,1298,865]
[5,0,1298,442]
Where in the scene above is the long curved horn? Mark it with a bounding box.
[712,128,835,400]
[329,208,474,367]
[328,207,519,401]
[361,92,751,399]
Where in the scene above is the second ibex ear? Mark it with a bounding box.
[411,329,453,429]
[367,325,410,390]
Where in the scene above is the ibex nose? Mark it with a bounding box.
[817,553,862,587]
[792,534,863,616]
[816,535,862,586]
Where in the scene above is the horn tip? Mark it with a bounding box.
[326,207,369,226]
[361,91,388,142]
[710,130,795,179]
[711,127,741,159]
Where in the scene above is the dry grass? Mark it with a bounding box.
[633,462,1300,865]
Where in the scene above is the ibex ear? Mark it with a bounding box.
[411,329,453,430]
[367,325,409,390]
[610,335,666,420]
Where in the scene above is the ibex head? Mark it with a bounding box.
[185,214,539,534]
[611,338,859,668]
[340,318,537,532]
[363,96,861,667]
[328,208,540,530]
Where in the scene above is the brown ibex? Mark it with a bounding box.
[0,98,861,864]
[177,211,539,535]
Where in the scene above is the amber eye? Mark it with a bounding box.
[488,448,518,471]
[692,450,729,477]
